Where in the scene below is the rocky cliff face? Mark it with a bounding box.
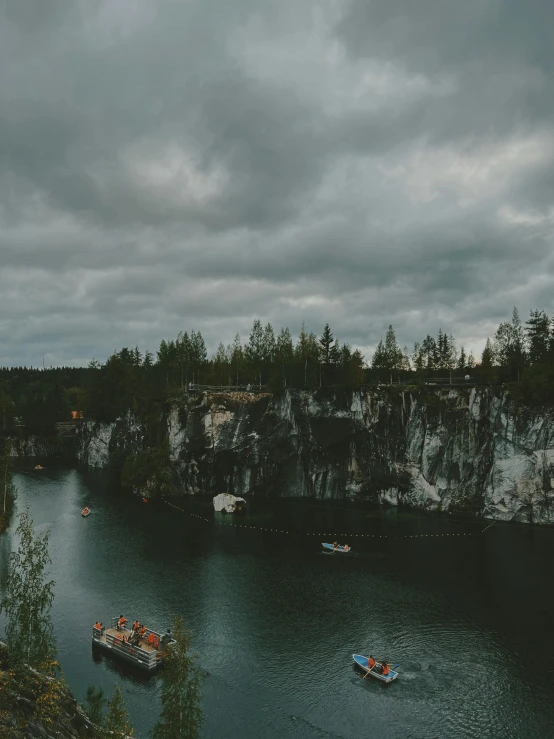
[0,642,100,739]
[75,388,554,524]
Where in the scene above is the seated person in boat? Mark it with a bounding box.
[380,661,390,676]
[131,620,140,635]
[343,544,349,551]
[139,625,147,639]
[333,541,338,548]
[368,655,376,669]
[93,621,102,631]
[117,615,127,630]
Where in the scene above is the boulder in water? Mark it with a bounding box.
[213,493,246,513]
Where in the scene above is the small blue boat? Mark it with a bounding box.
[352,654,399,683]
[322,543,351,553]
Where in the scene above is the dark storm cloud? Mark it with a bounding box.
[0,0,553,366]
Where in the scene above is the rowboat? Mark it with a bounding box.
[322,543,351,553]
[81,509,91,517]
[352,654,399,683]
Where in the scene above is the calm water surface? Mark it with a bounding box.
[1,464,554,739]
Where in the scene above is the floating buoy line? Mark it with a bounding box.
[164,501,496,540]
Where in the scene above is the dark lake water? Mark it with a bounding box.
[1,464,554,738]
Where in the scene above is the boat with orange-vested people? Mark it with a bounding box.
[81,507,91,517]
[353,654,399,683]
[322,542,351,553]
[92,617,175,671]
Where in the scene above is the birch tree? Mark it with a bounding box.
[0,508,56,672]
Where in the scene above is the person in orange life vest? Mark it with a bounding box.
[380,661,390,676]
[153,636,159,649]
[94,621,101,630]
[117,615,127,630]
[131,620,140,635]
[139,625,147,639]
[368,655,376,669]
[147,633,155,645]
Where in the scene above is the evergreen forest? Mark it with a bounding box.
[0,307,553,434]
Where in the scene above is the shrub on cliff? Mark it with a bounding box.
[121,446,173,499]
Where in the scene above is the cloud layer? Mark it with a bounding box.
[1,0,553,366]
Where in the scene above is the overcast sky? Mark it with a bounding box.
[1,0,553,367]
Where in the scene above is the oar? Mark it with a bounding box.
[363,659,377,679]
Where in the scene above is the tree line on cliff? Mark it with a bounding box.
[0,306,554,431]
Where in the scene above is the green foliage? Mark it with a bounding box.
[150,616,203,739]
[525,309,550,364]
[9,304,554,424]
[0,656,66,733]
[510,363,554,406]
[0,508,56,672]
[0,439,17,532]
[121,446,173,499]
[82,684,107,726]
[102,685,134,738]
[372,325,404,371]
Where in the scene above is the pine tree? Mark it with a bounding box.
[102,685,133,738]
[0,508,56,671]
[295,323,319,385]
[339,343,352,366]
[275,327,294,387]
[189,331,207,384]
[371,340,387,369]
[421,335,436,369]
[213,342,227,386]
[231,334,243,386]
[318,324,334,365]
[525,309,550,364]
[150,617,203,739]
[457,346,467,371]
[330,338,341,365]
[176,332,191,387]
[384,325,403,370]
[82,685,106,726]
[494,307,526,379]
[245,320,265,385]
[262,323,276,366]
[480,339,495,383]
[412,342,425,374]
[346,349,365,388]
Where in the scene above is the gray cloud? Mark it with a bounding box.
[0,0,553,367]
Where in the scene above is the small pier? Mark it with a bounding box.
[92,617,174,671]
